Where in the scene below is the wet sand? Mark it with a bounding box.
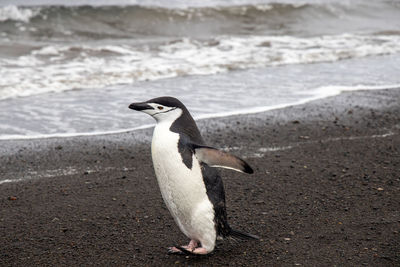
[1,89,399,266]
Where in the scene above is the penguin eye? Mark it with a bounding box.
[157,106,164,110]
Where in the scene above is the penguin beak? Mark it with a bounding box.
[129,102,153,111]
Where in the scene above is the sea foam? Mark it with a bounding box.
[0,5,40,22]
[1,33,400,100]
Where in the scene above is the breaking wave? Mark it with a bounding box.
[1,33,400,100]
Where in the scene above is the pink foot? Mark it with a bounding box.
[168,246,183,254]
[168,239,199,254]
[186,247,208,255]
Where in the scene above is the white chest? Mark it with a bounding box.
[151,121,212,235]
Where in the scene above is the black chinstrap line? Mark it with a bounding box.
[151,107,178,117]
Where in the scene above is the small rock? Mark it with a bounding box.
[258,41,271,47]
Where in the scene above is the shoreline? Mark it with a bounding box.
[2,83,400,142]
[1,88,399,266]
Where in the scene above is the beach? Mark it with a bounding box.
[1,1,400,265]
[1,88,399,266]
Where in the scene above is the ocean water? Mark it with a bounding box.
[0,0,400,139]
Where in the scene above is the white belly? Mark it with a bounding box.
[151,122,215,243]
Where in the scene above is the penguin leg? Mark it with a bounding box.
[186,239,198,250]
[167,239,198,254]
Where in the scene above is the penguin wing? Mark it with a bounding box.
[193,145,253,174]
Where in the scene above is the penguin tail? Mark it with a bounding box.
[229,228,259,240]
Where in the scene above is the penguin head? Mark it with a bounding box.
[129,96,187,122]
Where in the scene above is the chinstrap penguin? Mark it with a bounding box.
[129,96,258,255]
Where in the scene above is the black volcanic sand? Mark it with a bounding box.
[1,89,399,266]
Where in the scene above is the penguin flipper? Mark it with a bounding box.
[194,146,253,174]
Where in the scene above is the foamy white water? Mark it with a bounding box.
[1,34,400,100]
[0,0,383,8]
[0,5,41,22]
[0,54,399,140]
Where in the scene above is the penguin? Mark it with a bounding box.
[129,96,258,255]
